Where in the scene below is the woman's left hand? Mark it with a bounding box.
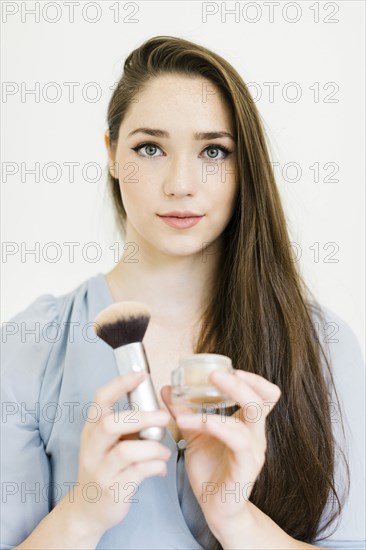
[160,369,282,535]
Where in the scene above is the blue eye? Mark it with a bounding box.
[132,143,161,157]
[204,145,231,160]
[131,142,233,160]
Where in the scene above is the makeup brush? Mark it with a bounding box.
[93,301,165,441]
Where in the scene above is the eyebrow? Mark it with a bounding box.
[127,127,235,141]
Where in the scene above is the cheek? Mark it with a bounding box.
[119,162,158,200]
[119,178,150,210]
[117,152,147,199]
[211,173,238,214]
[118,179,156,233]
[210,156,237,191]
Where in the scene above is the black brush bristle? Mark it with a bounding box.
[93,301,151,349]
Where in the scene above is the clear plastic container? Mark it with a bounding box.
[171,353,237,413]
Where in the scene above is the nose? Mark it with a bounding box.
[162,154,198,197]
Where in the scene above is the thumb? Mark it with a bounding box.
[160,385,195,420]
[160,385,180,419]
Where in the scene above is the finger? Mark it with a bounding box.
[235,370,282,416]
[234,370,282,403]
[208,370,265,424]
[88,409,170,465]
[160,385,195,420]
[209,370,281,422]
[116,458,169,488]
[160,386,176,418]
[176,413,257,458]
[86,371,149,422]
[96,439,172,482]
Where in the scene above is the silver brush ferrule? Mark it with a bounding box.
[114,342,166,441]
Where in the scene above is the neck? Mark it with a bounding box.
[106,229,222,327]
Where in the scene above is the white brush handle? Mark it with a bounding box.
[113,342,166,441]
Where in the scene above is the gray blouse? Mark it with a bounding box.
[1,273,365,549]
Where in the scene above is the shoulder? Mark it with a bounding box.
[2,292,59,327]
[308,301,363,353]
[1,293,60,383]
[307,301,365,385]
[307,300,365,444]
[308,302,366,544]
[0,274,101,401]
[1,272,104,348]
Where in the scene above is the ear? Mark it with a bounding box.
[104,129,117,178]
[104,129,110,149]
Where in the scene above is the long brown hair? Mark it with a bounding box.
[104,35,350,546]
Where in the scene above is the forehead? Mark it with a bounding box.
[123,75,234,131]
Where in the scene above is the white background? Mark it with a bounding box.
[1,0,365,357]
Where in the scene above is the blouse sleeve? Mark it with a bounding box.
[0,294,59,549]
[312,306,365,549]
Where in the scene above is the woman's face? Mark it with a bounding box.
[105,74,239,258]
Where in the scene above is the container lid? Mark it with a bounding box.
[179,353,232,369]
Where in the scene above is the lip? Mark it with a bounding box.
[158,211,203,217]
[157,214,204,229]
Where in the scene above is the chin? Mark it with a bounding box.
[155,237,207,258]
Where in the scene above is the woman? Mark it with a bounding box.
[1,36,364,549]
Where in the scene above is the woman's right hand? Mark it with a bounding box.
[68,370,172,539]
